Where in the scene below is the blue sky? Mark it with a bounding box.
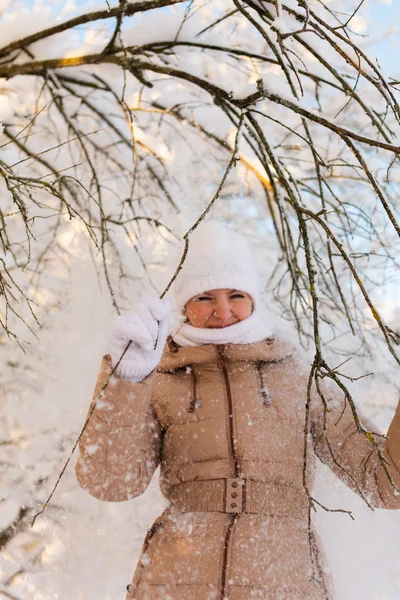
[361,1,400,77]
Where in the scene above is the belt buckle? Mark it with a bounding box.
[225,478,245,513]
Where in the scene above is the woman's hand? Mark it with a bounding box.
[109,295,172,382]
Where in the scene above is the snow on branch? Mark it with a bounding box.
[1,2,400,596]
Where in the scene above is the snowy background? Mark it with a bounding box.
[1,0,400,598]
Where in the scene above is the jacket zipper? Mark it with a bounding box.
[219,513,238,600]
[217,345,239,478]
[217,345,239,600]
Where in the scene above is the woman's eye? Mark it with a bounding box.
[195,296,212,302]
[230,294,245,299]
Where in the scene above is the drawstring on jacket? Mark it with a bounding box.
[256,362,271,407]
[187,367,201,413]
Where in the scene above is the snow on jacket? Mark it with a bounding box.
[75,337,400,600]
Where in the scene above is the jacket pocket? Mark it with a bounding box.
[125,518,164,599]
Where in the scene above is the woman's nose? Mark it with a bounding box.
[213,300,232,320]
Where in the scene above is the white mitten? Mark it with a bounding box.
[109,295,172,382]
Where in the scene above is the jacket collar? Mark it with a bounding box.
[158,336,295,372]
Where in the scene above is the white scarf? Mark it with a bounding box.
[172,310,273,347]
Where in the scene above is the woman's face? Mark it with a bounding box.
[184,288,253,329]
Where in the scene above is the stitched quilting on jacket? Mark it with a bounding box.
[75,338,400,600]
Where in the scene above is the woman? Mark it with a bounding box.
[76,222,400,600]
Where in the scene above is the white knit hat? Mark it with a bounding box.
[173,222,261,313]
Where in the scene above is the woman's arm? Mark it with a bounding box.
[375,401,400,507]
[75,296,171,501]
[311,388,400,509]
[75,354,162,502]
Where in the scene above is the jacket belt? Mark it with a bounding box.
[168,478,308,518]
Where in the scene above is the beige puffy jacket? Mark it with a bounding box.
[76,337,400,600]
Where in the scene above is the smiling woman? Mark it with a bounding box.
[75,221,400,600]
[170,222,273,347]
[184,289,253,329]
